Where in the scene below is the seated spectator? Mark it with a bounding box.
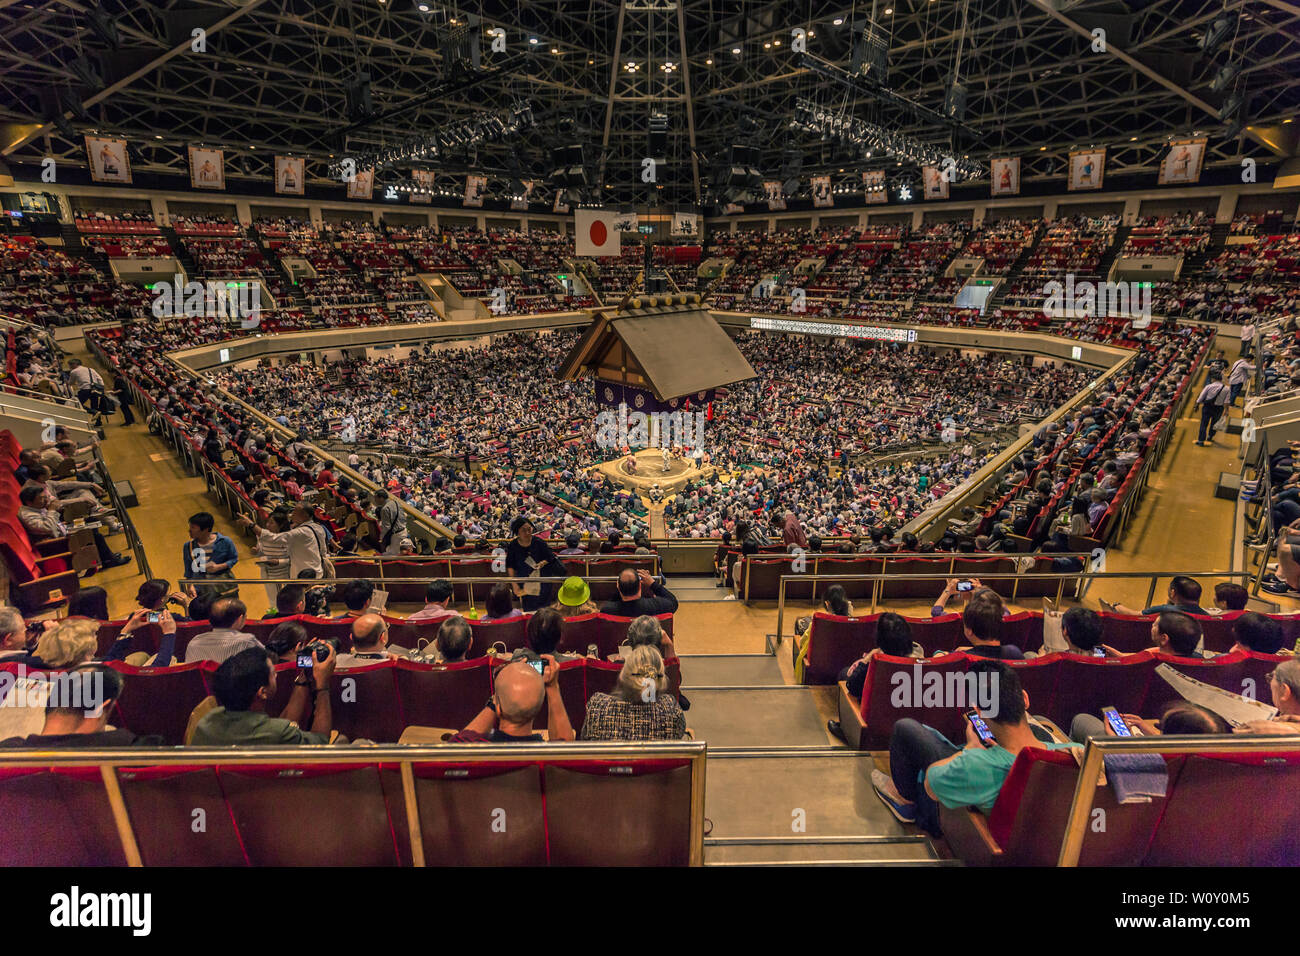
[580,645,687,741]
[434,615,472,663]
[1113,575,1208,616]
[34,618,99,669]
[407,580,457,622]
[190,644,338,745]
[264,583,307,619]
[558,533,585,556]
[447,657,572,741]
[0,607,46,667]
[335,613,397,667]
[955,589,1023,659]
[622,613,678,660]
[65,586,110,623]
[930,577,988,618]
[265,621,308,663]
[1239,659,1300,734]
[1104,610,1202,659]
[333,579,376,620]
[135,579,190,621]
[550,576,599,617]
[796,584,854,640]
[1061,606,1104,655]
[0,667,164,748]
[183,598,262,664]
[601,568,678,616]
[1213,582,1249,612]
[483,582,523,621]
[18,485,129,569]
[827,613,924,743]
[873,661,1080,834]
[1229,612,1286,655]
[526,607,579,661]
[1071,700,1230,741]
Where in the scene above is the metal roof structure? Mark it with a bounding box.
[1,0,1297,210]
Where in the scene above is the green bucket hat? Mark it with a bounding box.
[557,576,591,607]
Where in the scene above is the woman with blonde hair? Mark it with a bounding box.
[580,644,686,741]
[34,617,100,669]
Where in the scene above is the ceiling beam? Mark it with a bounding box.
[1,0,272,156]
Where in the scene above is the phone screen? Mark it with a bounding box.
[956,581,974,592]
[1102,707,1132,737]
[1093,646,1106,657]
[297,653,314,669]
[530,659,545,676]
[147,611,161,623]
[967,711,995,746]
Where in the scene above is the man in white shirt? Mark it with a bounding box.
[237,508,324,579]
[1240,321,1256,358]
[66,359,110,416]
[184,598,262,664]
[1227,356,1256,407]
[1194,371,1230,446]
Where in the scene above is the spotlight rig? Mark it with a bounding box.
[789,99,981,182]
[329,100,535,179]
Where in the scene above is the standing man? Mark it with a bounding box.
[1194,371,1229,447]
[66,359,110,418]
[371,488,407,555]
[1240,320,1256,359]
[1227,355,1256,407]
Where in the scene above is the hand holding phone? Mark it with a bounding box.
[966,710,996,747]
[1102,706,1132,737]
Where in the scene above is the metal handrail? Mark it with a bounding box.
[1057,734,1300,867]
[91,444,152,580]
[772,568,1258,642]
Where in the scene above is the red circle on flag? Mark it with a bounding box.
[590,220,607,246]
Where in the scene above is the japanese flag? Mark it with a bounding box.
[576,209,621,257]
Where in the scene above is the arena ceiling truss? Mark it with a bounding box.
[0,0,1298,210]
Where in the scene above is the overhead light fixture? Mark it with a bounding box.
[1039,145,1047,151]
[529,37,539,45]
[763,42,771,49]
[731,46,741,54]
[625,61,638,71]
[417,3,429,11]
[705,57,713,64]
[773,38,781,46]
[884,7,893,14]
[833,17,844,25]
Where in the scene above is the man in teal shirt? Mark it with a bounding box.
[872,660,1080,835]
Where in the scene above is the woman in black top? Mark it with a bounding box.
[505,515,560,612]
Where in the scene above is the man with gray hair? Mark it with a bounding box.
[0,607,46,667]
[1239,659,1300,735]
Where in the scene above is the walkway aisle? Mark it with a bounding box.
[1088,355,1246,612]
[73,345,271,620]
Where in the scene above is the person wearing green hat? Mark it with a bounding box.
[551,575,599,617]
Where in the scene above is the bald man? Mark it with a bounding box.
[448,656,573,742]
[334,613,397,667]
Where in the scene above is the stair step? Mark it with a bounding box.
[678,653,784,687]
[686,687,835,748]
[705,752,921,843]
[705,837,943,865]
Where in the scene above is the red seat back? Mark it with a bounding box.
[1046,652,1156,729]
[393,658,492,731]
[859,653,969,748]
[328,661,404,743]
[803,613,876,685]
[110,662,214,746]
[467,615,531,658]
[116,765,248,865]
[0,767,127,865]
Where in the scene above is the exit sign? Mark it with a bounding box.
[638,225,655,234]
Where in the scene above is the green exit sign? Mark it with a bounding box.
[638,225,655,234]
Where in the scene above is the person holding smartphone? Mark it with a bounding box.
[872,661,1080,836]
[447,656,573,743]
[931,577,980,618]
[104,607,180,666]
